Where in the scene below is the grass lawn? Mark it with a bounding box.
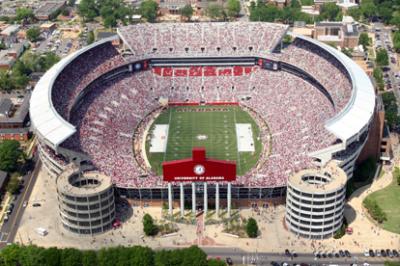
[146,105,262,176]
[365,180,400,234]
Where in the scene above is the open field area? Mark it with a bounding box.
[365,180,400,234]
[146,105,262,175]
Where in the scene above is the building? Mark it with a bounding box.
[30,23,376,238]
[285,162,347,238]
[314,21,359,48]
[0,170,9,196]
[0,93,31,141]
[56,165,115,235]
[0,24,20,46]
[34,1,65,20]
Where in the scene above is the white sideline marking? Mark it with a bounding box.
[149,125,169,153]
[235,123,255,152]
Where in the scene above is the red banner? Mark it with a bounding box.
[163,148,236,182]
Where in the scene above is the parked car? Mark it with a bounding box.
[339,250,345,257]
[393,250,399,257]
[345,250,351,257]
[32,203,41,207]
[225,257,233,265]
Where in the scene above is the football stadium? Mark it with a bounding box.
[30,22,376,237]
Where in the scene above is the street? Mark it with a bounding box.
[202,247,393,265]
[0,159,41,248]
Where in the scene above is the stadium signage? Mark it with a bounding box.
[162,147,236,182]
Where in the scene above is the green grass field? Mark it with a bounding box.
[145,105,262,176]
[365,180,400,234]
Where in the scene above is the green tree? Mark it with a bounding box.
[290,0,301,9]
[68,0,77,6]
[0,140,23,172]
[373,67,385,91]
[6,175,20,194]
[129,246,154,266]
[81,250,97,266]
[382,91,400,129]
[181,246,207,266]
[15,8,34,24]
[376,48,389,67]
[246,217,258,238]
[206,3,225,20]
[391,12,400,30]
[60,248,82,266]
[143,213,158,236]
[78,0,98,21]
[347,7,362,21]
[358,32,371,50]
[140,0,158,22]
[393,31,400,52]
[318,2,342,21]
[26,27,41,42]
[0,42,6,50]
[360,0,377,21]
[1,244,21,266]
[87,30,95,45]
[42,247,61,266]
[62,8,70,17]
[180,4,194,21]
[250,3,282,22]
[226,0,241,18]
[341,48,353,58]
[0,71,15,92]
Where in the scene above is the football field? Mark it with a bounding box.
[145,105,262,176]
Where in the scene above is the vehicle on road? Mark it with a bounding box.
[23,201,27,208]
[226,257,233,265]
[345,250,351,257]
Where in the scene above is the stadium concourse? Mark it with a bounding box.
[30,22,375,238]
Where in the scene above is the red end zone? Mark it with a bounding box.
[162,147,236,182]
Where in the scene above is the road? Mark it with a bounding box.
[202,247,395,265]
[0,158,41,248]
[373,23,400,107]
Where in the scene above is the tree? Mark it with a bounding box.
[250,3,282,22]
[68,0,76,6]
[181,246,207,266]
[42,247,61,266]
[318,2,342,21]
[0,71,15,92]
[26,27,41,42]
[143,213,158,236]
[347,7,362,21]
[0,140,23,173]
[360,0,377,21]
[358,32,371,50]
[60,248,82,266]
[206,3,225,20]
[391,12,400,30]
[363,197,387,223]
[246,217,258,238]
[61,8,70,17]
[87,30,95,45]
[140,0,158,22]
[373,67,385,91]
[180,4,194,21]
[341,48,353,58]
[376,48,389,67]
[226,0,241,18]
[78,0,98,21]
[15,8,34,24]
[290,0,301,9]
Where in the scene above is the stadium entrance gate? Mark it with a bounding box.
[163,147,236,217]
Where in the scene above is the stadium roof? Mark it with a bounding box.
[293,35,375,142]
[29,36,118,150]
